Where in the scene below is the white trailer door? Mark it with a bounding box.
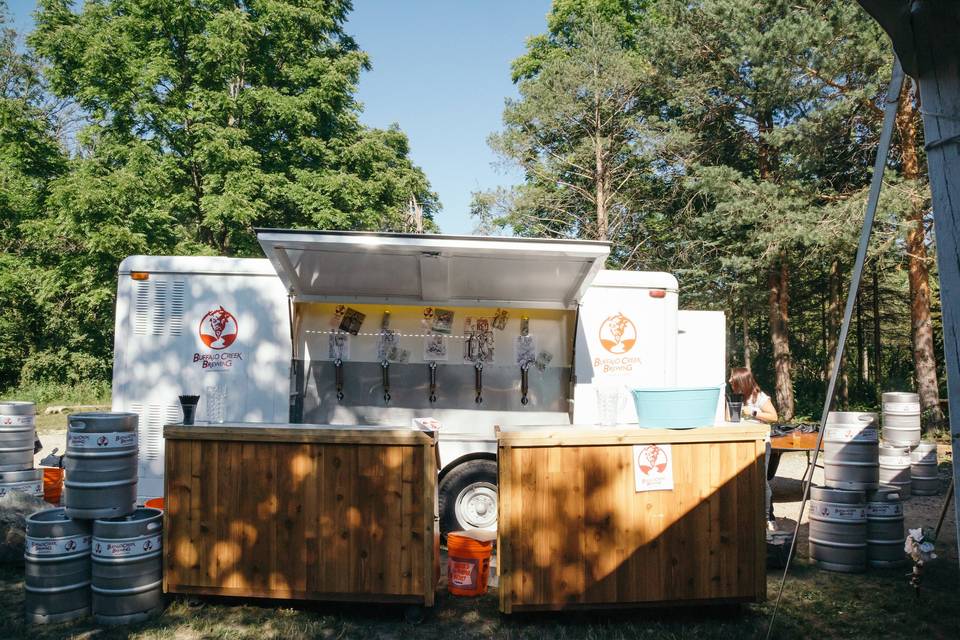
[573,270,680,424]
[676,310,728,423]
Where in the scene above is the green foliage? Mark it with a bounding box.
[29,0,438,255]
[1,1,438,392]
[1,378,111,408]
[511,0,654,82]
[481,0,938,418]
[472,15,673,265]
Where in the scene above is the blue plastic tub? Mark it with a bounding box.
[630,386,723,429]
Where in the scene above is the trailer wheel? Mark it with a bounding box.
[439,459,498,534]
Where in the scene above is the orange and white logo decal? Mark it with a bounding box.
[598,312,636,354]
[199,306,238,350]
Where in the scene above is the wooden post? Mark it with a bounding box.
[914,20,960,565]
[858,0,960,565]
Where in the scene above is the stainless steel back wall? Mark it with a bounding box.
[300,360,570,425]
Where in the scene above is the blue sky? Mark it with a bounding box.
[7,0,553,234]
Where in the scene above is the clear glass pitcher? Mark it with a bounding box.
[204,385,227,423]
[595,385,626,426]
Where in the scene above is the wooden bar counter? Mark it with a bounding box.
[496,424,768,613]
[162,423,439,607]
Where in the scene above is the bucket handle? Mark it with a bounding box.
[146,522,161,531]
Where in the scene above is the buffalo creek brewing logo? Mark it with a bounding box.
[633,444,674,492]
[636,444,668,475]
[594,312,641,374]
[192,306,243,369]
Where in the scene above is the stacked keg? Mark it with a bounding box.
[23,411,162,625]
[92,508,164,624]
[910,443,940,495]
[64,412,139,519]
[878,443,912,498]
[881,392,940,497]
[24,508,92,623]
[822,411,879,491]
[865,485,905,568]
[810,411,878,573]
[808,485,868,572]
[0,401,43,500]
[808,393,942,572]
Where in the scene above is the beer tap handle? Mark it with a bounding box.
[334,358,344,401]
[428,361,438,404]
[520,363,530,406]
[381,359,391,404]
[474,361,483,404]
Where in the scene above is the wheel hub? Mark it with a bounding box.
[454,481,498,530]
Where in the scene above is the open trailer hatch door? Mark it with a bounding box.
[255,229,610,309]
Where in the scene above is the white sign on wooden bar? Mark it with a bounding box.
[633,443,674,492]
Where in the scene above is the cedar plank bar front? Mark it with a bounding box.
[162,423,439,607]
[496,424,768,613]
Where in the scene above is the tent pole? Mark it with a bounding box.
[765,57,905,639]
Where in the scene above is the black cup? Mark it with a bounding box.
[178,395,199,425]
[727,400,743,422]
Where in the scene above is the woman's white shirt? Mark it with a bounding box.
[744,391,770,423]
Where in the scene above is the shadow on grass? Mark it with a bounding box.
[3,559,959,640]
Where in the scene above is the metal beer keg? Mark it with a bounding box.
[865,485,905,568]
[91,507,163,624]
[24,507,91,624]
[0,401,36,471]
[823,412,879,491]
[64,412,138,519]
[808,485,867,573]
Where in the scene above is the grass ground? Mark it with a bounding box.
[0,556,957,640]
[4,388,957,638]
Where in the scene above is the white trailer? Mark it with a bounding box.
[112,231,725,532]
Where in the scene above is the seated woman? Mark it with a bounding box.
[728,367,779,531]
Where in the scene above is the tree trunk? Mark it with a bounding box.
[742,302,751,369]
[593,61,608,241]
[897,78,943,431]
[821,274,828,378]
[872,263,882,391]
[857,290,867,387]
[826,258,849,409]
[767,255,795,420]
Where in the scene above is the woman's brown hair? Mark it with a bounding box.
[728,367,760,401]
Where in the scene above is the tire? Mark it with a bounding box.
[439,458,498,535]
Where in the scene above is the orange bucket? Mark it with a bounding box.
[145,497,164,510]
[42,468,64,505]
[446,532,493,596]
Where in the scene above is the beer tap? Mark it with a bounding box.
[381,359,391,404]
[428,361,438,404]
[520,362,530,406]
[474,360,483,404]
[334,358,344,401]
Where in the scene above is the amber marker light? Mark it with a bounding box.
[649,289,666,298]
[130,272,150,281]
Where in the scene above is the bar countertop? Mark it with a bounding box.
[163,421,437,445]
[495,423,768,447]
